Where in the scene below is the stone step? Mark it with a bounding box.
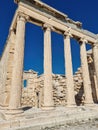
[1,107,98,130]
[24,109,66,119]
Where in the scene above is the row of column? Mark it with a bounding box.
[7,14,98,113]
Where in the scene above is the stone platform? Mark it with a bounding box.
[1,106,98,130]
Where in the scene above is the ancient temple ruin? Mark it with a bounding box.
[0,0,98,126]
[21,51,98,108]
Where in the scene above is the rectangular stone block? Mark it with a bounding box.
[10,120,20,128]
[0,121,10,129]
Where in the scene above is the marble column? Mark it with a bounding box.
[7,15,26,114]
[0,30,15,109]
[92,43,98,86]
[64,32,76,106]
[42,24,54,109]
[80,38,93,105]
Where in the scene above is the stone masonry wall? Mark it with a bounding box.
[74,68,84,105]
[21,69,84,107]
[22,70,39,107]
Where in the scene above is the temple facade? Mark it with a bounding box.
[0,0,98,115]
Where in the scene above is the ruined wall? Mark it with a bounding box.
[53,71,84,106]
[21,57,98,107]
[21,69,84,107]
[22,70,39,107]
[74,68,84,105]
[52,74,67,106]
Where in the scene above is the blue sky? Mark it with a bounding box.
[0,0,98,75]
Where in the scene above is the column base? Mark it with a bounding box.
[66,102,76,107]
[84,102,94,107]
[41,106,54,110]
[0,103,8,110]
[66,104,76,108]
[0,106,8,110]
[5,108,23,115]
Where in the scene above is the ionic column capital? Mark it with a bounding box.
[43,23,54,31]
[64,27,72,38]
[17,12,29,22]
[92,40,98,48]
[79,37,88,44]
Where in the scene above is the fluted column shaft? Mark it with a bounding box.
[64,34,75,106]
[43,25,54,109]
[9,15,26,109]
[80,39,93,104]
[92,43,98,86]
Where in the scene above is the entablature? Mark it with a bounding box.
[13,0,97,44]
[15,0,82,28]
